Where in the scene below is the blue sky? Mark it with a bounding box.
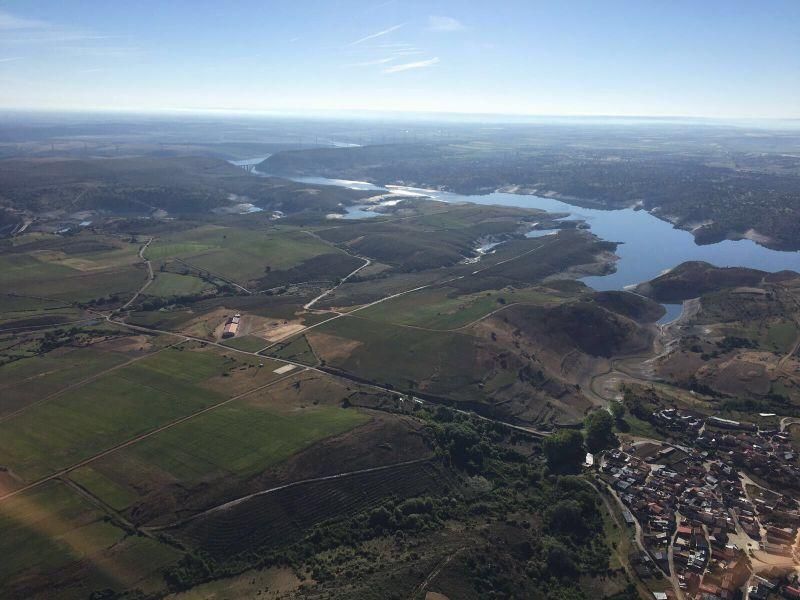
[0,0,798,118]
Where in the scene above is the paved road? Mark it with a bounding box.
[590,477,681,598]
[0,307,551,505]
[0,236,559,503]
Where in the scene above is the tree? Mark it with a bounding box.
[544,539,578,577]
[546,499,585,535]
[441,422,484,470]
[584,410,617,453]
[609,399,625,422]
[624,387,648,420]
[543,429,585,473]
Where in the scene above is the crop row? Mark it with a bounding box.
[177,461,447,558]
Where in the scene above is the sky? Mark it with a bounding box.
[0,0,798,119]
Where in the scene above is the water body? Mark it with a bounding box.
[255,170,800,323]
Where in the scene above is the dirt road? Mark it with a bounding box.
[303,256,372,310]
[0,369,304,503]
[121,237,154,310]
[172,257,252,295]
[147,457,433,531]
[0,237,562,504]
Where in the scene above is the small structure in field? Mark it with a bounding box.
[222,313,241,338]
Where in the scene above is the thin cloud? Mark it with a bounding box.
[345,57,396,68]
[428,16,466,32]
[367,0,397,11]
[373,43,416,48]
[384,57,439,73]
[0,57,23,63]
[0,11,48,30]
[348,23,403,46]
[0,9,125,46]
[60,45,142,58]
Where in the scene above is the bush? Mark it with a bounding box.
[584,410,618,453]
[543,429,585,473]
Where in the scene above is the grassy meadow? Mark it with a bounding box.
[0,480,181,598]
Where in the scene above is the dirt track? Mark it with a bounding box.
[121,237,154,310]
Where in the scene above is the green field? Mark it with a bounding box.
[145,241,215,261]
[0,346,132,417]
[0,305,86,328]
[356,287,501,329]
[0,294,80,327]
[126,307,196,330]
[0,253,79,286]
[0,480,180,597]
[68,466,139,511]
[146,272,210,297]
[0,294,70,313]
[5,232,141,270]
[766,321,799,353]
[0,233,145,303]
[309,316,478,398]
[267,334,318,365]
[222,334,268,352]
[356,285,560,330]
[0,346,233,481]
[65,373,371,516]
[617,414,665,440]
[1,258,144,302]
[145,226,338,283]
[111,399,368,482]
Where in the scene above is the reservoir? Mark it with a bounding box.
[254,169,800,322]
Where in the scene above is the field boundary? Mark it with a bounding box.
[0,368,307,503]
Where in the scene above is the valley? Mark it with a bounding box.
[1,118,800,600]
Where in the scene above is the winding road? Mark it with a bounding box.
[120,237,154,310]
[303,256,372,310]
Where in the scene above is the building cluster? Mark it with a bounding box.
[697,427,800,493]
[748,573,800,600]
[601,433,799,600]
[653,408,704,433]
[650,409,799,492]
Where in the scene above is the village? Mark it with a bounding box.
[599,408,800,600]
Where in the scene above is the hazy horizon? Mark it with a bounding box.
[1,0,799,119]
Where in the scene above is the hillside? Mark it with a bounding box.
[634,261,772,302]
[262,143,800,251]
